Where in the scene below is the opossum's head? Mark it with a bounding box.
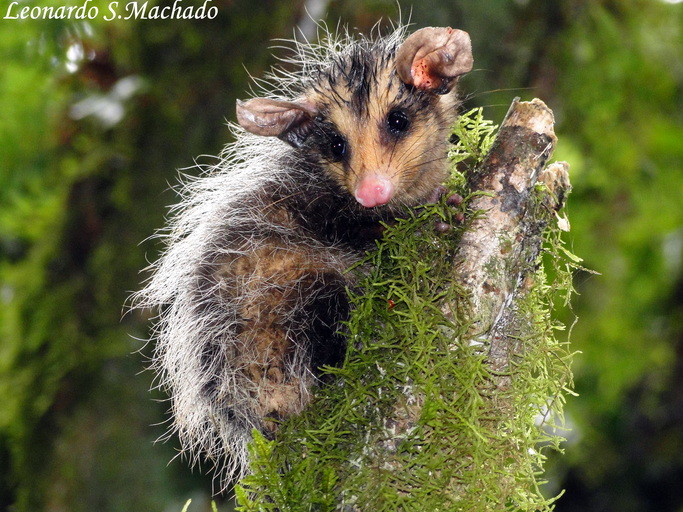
[237,27,473,209]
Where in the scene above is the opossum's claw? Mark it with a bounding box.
[428,186,463,207]
[430,186,464,233]
[446,193,464,207]
[428,185,449,204]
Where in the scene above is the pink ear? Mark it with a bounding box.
[396,27,473,93]
[236,98,317,147]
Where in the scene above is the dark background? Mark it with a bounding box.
[1,0,682,510]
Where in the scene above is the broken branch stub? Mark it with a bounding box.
[457,97,571,376]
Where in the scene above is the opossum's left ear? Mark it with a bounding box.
[396,27,473,94]
[236,98,318,147]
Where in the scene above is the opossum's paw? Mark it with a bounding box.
[428,185,462,206]
[430,186,465,233]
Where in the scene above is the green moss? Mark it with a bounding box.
[236,109,576,511]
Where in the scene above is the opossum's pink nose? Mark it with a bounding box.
[354,175,394,208]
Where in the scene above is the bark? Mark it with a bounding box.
[457,98,570,376]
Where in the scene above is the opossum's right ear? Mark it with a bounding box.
[396,27,473,94]
[236,98,317,148]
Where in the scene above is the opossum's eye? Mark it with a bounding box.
[329,135,347,161]
[386,109,410,136]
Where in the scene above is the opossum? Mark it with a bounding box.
[135,24,473,488]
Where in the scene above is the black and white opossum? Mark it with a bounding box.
[136,24,473,487]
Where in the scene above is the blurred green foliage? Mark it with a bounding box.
[1,0,682,511]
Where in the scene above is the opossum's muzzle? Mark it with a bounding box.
[354,174,394,208]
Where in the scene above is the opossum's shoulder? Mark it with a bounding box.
[171,133,293,217]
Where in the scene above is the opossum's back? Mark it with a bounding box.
[141,148,359,441]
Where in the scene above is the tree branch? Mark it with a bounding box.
[236,98,574,511]
[458,98,570,377]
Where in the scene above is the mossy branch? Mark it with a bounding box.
[458,98,570,358]
[235,99,576,511]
